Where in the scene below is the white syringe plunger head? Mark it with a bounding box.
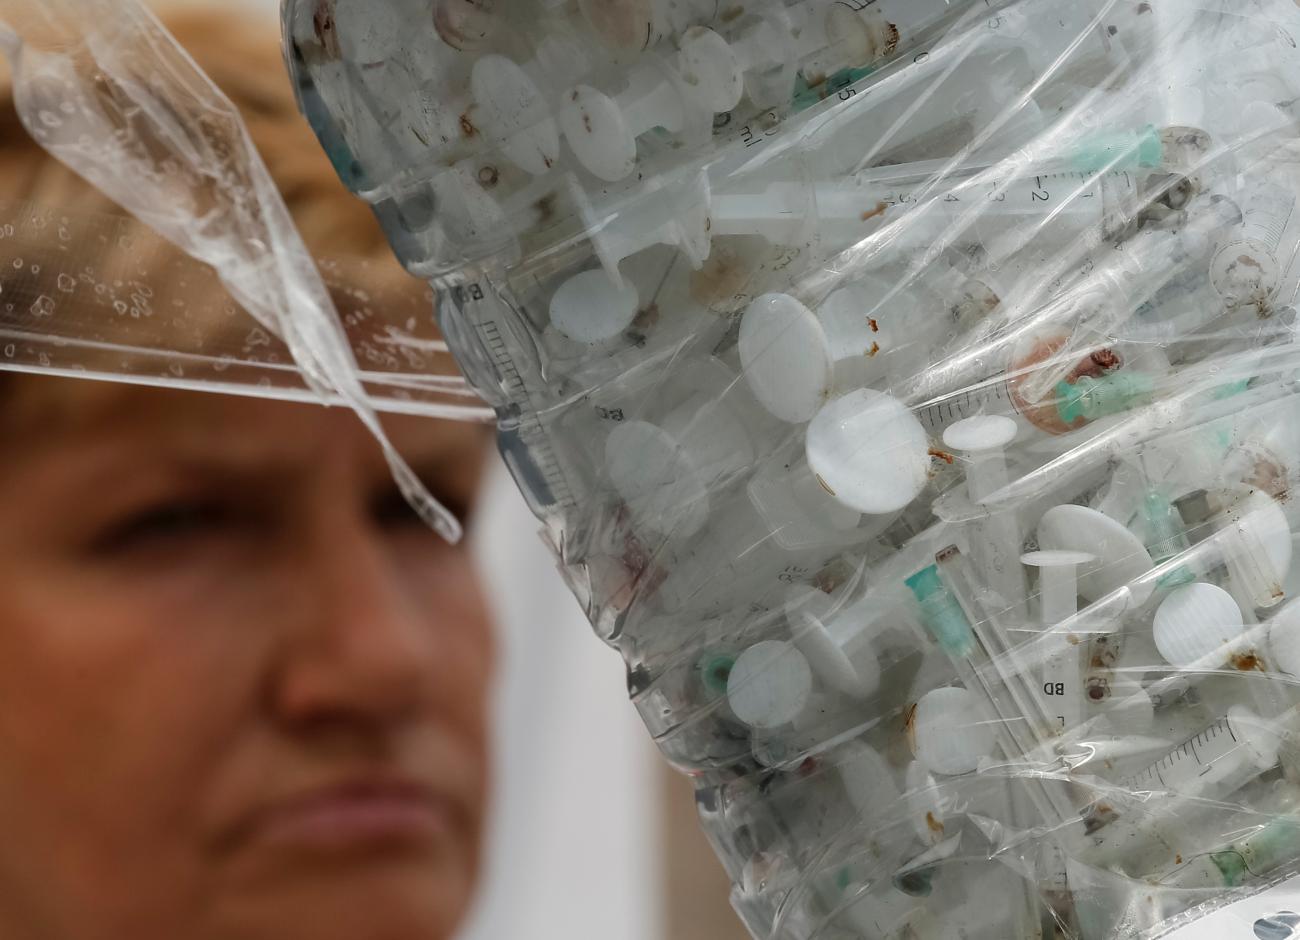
[806,389,931,516]
[785,585,883,700]
[909,686,995,777]
[838,742,901,822]
[1152,581,1247,670]
[1037,504,1157,606]
[605,419,712,538]
[470,55,560,176]
[727,640,814,730]
[1267,601,1300,678]
[559,61,693,182]
[550,269,641,343]
[739,293,835,424]
[1021,550,1097,568]
[942,415,1018,456]
[560,84,642,182]
[678,26,747,113]
[604,376,756,539]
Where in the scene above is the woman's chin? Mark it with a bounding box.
[208,857,474,940]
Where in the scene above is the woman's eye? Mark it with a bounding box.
[371,487,469,533]
[90,499,232,554]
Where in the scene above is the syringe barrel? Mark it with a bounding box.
[712,167,1118,256]
[1162,812,1300,889]
[1218,502,1287,612]
[798,0,977,84]
[1210,179,1299,313]
[1122,709,1281,803]
[913,376,1025,438]
[967,511,1029,622]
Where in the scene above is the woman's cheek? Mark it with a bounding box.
[420,552,495,697]
[0,590,230,935]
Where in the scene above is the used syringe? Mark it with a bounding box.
[944,416,1028,620]
[897,191,1242,413]
[934,346,1300,526]
[708,161,1143,258]
[1082,705,1295,868]
[571,155,1144,291]
[1122,706,1286,797]
[1022,550,1096,735]
[1208,176,1300,315]
[1159,784,1300,889]
[905,547,1082,827]
[564,0,991,180]
[792,0,982,91]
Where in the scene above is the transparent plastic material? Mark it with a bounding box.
[0,198,485,420]
[298,0,1300,935]
[0,0,496,542]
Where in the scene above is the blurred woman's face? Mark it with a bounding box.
[0,376,494,940]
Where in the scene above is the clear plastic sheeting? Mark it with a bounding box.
[0,198,483,417]
[286,0,1300,936]
[0,0,494,542]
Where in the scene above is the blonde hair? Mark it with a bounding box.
[3,6,396,259]
[0,5,437,385]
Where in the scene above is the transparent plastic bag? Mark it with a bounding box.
[287,0,1300,935]
[284,0,1300,936]
[26,0,1300,935]
[0,0,494,541]
[0,196,484,420]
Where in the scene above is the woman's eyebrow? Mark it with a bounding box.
[0,409,318,491]
[29,448,307,501]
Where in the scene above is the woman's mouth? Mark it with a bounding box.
[246,777,455,854]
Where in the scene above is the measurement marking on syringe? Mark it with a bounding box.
[1127,716,1242,791]
[915,380,1017,433]
[477,320,577,509]
[479,322,530,397]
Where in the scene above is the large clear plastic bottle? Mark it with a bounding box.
[282,1,1300,938]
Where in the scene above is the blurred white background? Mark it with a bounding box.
[467,458,664,940]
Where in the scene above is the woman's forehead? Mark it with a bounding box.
[2,375,299,443]
[0,373,492,474]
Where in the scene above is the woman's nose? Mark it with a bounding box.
[270,521,437,732]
